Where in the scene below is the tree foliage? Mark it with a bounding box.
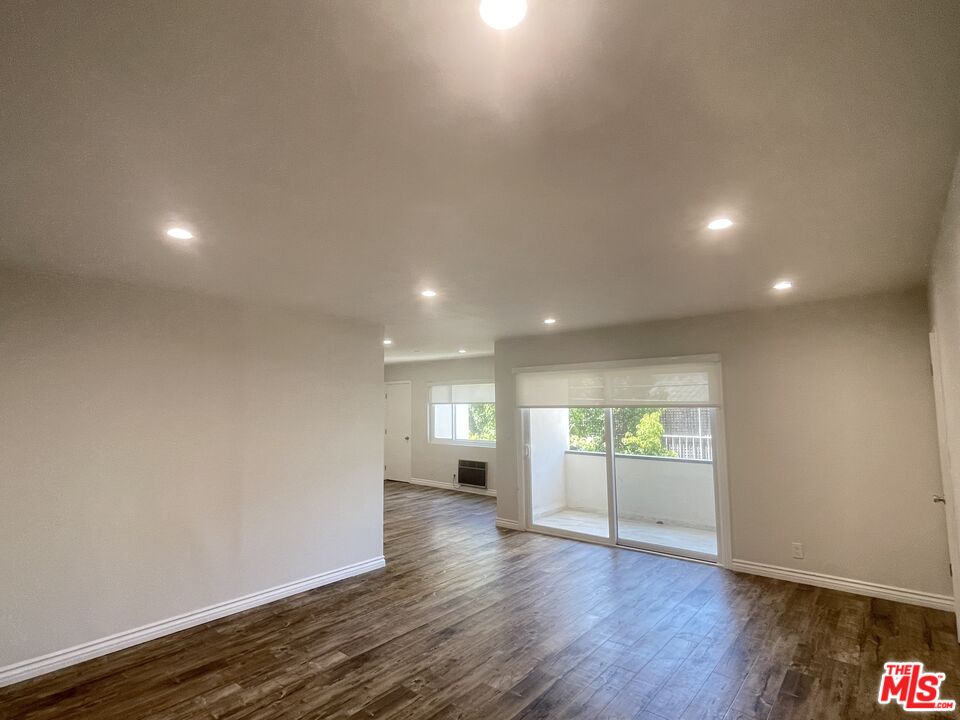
[620,410,676,457]
[468,403,496,441]
[461,403,676,455]
[568,407,675,457]
[568,408,606,453]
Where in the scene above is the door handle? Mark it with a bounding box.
[934,494,946,504]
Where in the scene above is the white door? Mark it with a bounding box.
[930,331,960,638]
[384,381,412,482]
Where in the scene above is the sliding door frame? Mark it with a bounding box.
[520,404,732,567]
[520,407,617,545]
[611,405,726,564]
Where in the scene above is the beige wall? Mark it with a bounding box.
[930,152,960,610]
[495,289,950,596]
[0,268,384,670]
[384,357,496,491]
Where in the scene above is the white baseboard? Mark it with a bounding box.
[407,476,497,497]
[495,517,521,530]
[729,559,953,612]
[0,556,386,689]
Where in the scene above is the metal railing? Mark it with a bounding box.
[663,434,713,461]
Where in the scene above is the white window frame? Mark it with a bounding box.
[428,380,496,448]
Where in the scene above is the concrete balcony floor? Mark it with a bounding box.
[534,508,717,557]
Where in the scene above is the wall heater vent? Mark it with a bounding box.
[457,459,487,488]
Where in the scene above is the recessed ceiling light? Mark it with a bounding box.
[543,317,557,325]
[383,339,393,346]
[707,218,734,231]
[458,349,467,354]
[772,279,793,291]
[479,0,527,29]
[420,289,437,298]
[165,227,194,241]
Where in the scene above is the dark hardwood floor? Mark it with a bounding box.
[3,480,959,719]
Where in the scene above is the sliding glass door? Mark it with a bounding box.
[612,407,718,561]
[519,356,724,562]
[528,407,610,540]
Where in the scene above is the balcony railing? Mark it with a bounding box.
[663,434,713,461]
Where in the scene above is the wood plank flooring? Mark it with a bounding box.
[2,480,959,719]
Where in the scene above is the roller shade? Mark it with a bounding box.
[430,382,495,404]
[515,357,722,408]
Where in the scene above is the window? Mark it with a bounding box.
[516,355,721,461]
[567,407,712,460]
[429,382,496,446]
[519,356,722,561]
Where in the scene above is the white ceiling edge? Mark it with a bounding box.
[385,350,495,365]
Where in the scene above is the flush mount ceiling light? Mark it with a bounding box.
[543,317,557,325]
[707,218,734,231]
[165,227,194,241]
[772,279,793,291]
[383,339,393,346]
[458,348,467,354]
[420,289,438,298]
[479,0,527,29]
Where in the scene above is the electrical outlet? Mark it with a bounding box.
[791,542,804,560]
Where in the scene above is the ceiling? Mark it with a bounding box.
[2,1,959,363]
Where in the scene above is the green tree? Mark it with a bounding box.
[621,410,677,457]
[567,407,675,456]
[568,407,605,452]
[468,403,496,441]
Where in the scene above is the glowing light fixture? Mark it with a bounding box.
[165,227,194,241]
[707,218,734,231]
[479,0,527,29]
[383,339,393,346]
[420,289,437,298]
[458,349,467,354]
[772,279,793,291]
[543,317,557,325]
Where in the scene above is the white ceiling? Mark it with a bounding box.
[2,1,959,363]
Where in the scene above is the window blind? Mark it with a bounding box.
[429,382,495,404]
[515,356,722,408]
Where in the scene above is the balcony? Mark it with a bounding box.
[532,451,717,557]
